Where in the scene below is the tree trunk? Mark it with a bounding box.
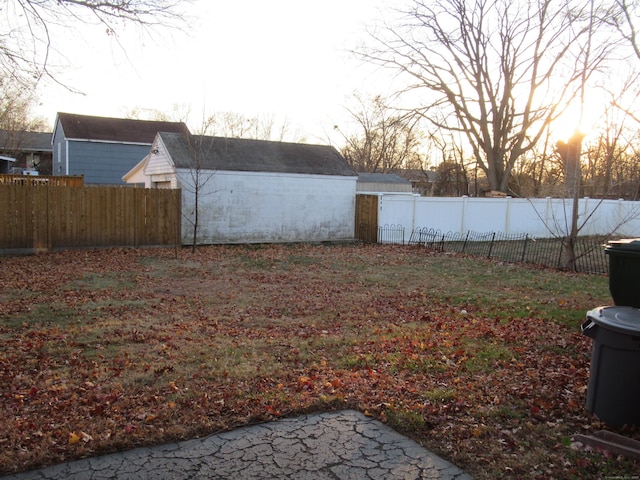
[557,132,585,271]
[191,172,199,254]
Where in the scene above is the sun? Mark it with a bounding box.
[551,98,603,144]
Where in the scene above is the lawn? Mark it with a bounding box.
[0,243,638,479]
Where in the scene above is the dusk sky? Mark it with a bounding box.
[35,0,394,143]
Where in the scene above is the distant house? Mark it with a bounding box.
[52,113,188,184]
[0,130,53,174]
[0,155,16,174]
[398,169,438,196]
[124,132,358,244]
[356,173,412,193]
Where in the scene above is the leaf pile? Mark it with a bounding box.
[1,244,638,479]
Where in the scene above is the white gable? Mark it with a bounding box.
[144,136,175,177]
[122,135,179,188]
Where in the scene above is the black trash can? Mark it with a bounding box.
[605,238,640,308]
[582,306,640,427]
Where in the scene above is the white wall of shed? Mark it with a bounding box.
[177,169,357,244]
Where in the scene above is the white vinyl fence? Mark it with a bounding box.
[373,194,640,239]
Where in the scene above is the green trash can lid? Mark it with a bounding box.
[586,306,640,335]
[605,238,640,254]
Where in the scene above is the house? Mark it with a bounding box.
[0,130,53,174]
[0,155,16,174]
[52,113,188,184]
[124,132,358,244]
[397,169,438,196]
[356,173,412,193]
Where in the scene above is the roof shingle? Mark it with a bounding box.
[160,132,357,177]
[57,113,189,144]
[0,130,52,151]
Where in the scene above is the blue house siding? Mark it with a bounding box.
[52,113,188,185]
[66,142,149,185]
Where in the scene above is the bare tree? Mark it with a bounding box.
[582,81,640,200]
[180,111,302,252]
[183,139,215,254]
[334,94,424,173]
[600,0,640,145]
[359,0,617,193]
[553,0,600,271]
[426,128,474,196]
[554,131,585,269]
[125,107,303,142]
[124,103,192,123]
[529,97,640,270]
[2,0,185,86]
[432,160,469,196]
[0,76,48,132]
[201,112,302,142]
[0,75,50,173]
[509,128,563,197]
[604,0,640,61]
[179,117,218,253]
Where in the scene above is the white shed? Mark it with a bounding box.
[124,132,358,245]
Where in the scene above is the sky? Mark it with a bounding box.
[34,0,394,144]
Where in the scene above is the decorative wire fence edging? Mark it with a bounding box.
[358,224,610,275]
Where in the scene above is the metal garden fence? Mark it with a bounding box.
[367,225,609,274]
[356,223,406,245]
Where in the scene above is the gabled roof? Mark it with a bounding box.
[159,132,357,177]
[55,113,189,144]
[0,130,52,152]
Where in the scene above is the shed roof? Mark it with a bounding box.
[159,132,357,177]
[56,113,189,144]
[357,173,411,185]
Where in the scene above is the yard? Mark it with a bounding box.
[0,244,638,479]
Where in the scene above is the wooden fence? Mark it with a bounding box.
[0,174,84,186]
[0,184,181,253]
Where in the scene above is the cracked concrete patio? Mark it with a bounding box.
[1,410,472,479]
